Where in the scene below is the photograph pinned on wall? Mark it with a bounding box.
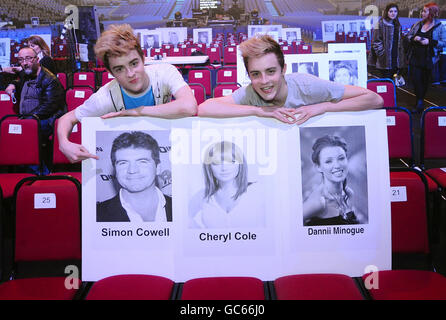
[193,28,212,46]
[282,28,302,43]
[299,126,369,227]
[284,53,328,79]
[95,129,172,223]
[158,27,187,45]
[140,30,161,50]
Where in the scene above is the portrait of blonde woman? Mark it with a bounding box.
[189,141,265,229]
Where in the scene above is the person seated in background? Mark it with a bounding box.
[57,24,197,163]
[4,46,66,174]
[197,35,383,124]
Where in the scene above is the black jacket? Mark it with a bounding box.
[96,193,173,222]
[13,66,66,123]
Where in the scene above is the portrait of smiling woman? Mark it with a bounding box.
[189,141,265,229]
[301,127,369,226]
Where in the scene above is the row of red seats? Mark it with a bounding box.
[0,167,444,299]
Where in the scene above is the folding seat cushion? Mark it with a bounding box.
[362,270,446,300]
[86,274,174,300]
[181,277,265,300]
[274,274,363,300]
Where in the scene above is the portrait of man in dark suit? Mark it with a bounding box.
[97,131,172,222]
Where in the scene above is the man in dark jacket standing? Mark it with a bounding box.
[5,47,66,140]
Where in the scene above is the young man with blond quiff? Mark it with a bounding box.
[198,35,383,124]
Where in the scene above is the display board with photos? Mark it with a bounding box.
[322,19,372,42]
[281,27,302,43]
[248,25,282,42]
[193,28,212,46]
[140,30,162,50]
[81,110,391,282]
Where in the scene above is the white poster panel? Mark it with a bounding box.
[248,25,282,41]
[82,117,175,281]
[140,30,161,50]
[172,117,290,281]
[281,109,391,277]
[282,27,302,43]
[82,112,391,281]
[322,19,371,42]
[0,38,11,67]
[327,52,367,88]
[193,28,212,46]
[157,27,188,45]
[285,53,329,79]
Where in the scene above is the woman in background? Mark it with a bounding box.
[406,2,446,112]
[303,135,359,226]
[368,3,406,80]
[27,35,57,75]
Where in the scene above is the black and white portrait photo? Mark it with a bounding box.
[300,126,369,227]
[324,23,334,33]
[95,130,172,223]
[292,62,319,77]
[0,42,5,57]
[188,141,266,229]
[193,28,212,46]
[329,60,358,86]
[143,33,160,49]
[336,23,345,33]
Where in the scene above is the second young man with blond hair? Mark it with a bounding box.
[198,35,383,124]
[57,24,197,163]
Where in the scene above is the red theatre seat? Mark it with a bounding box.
[274,274,364,300]
[181,277,265,300]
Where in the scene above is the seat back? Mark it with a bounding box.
[346,32,358,43]
[367,79,397,108]
[385,107,414,166]
[0,115,40,166]
[13,176,81,263]
[180,277,265,300]
[216,67,237,84]
[206,46,222,64]
[389,169,430,255]
[56,73,67,90]
[213,83,240,98]
[335,32,345,43]
[0,91,15,119]
[188,69,212,97]
[52,120,82,165]
[189,83,206,105]
[223,46,237,64]
[101,71,115,87]
[421,107,446,162]
[296,43,312,54]
[72,72,95,90]
[66,87,94,112]
[86,274,174,300]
